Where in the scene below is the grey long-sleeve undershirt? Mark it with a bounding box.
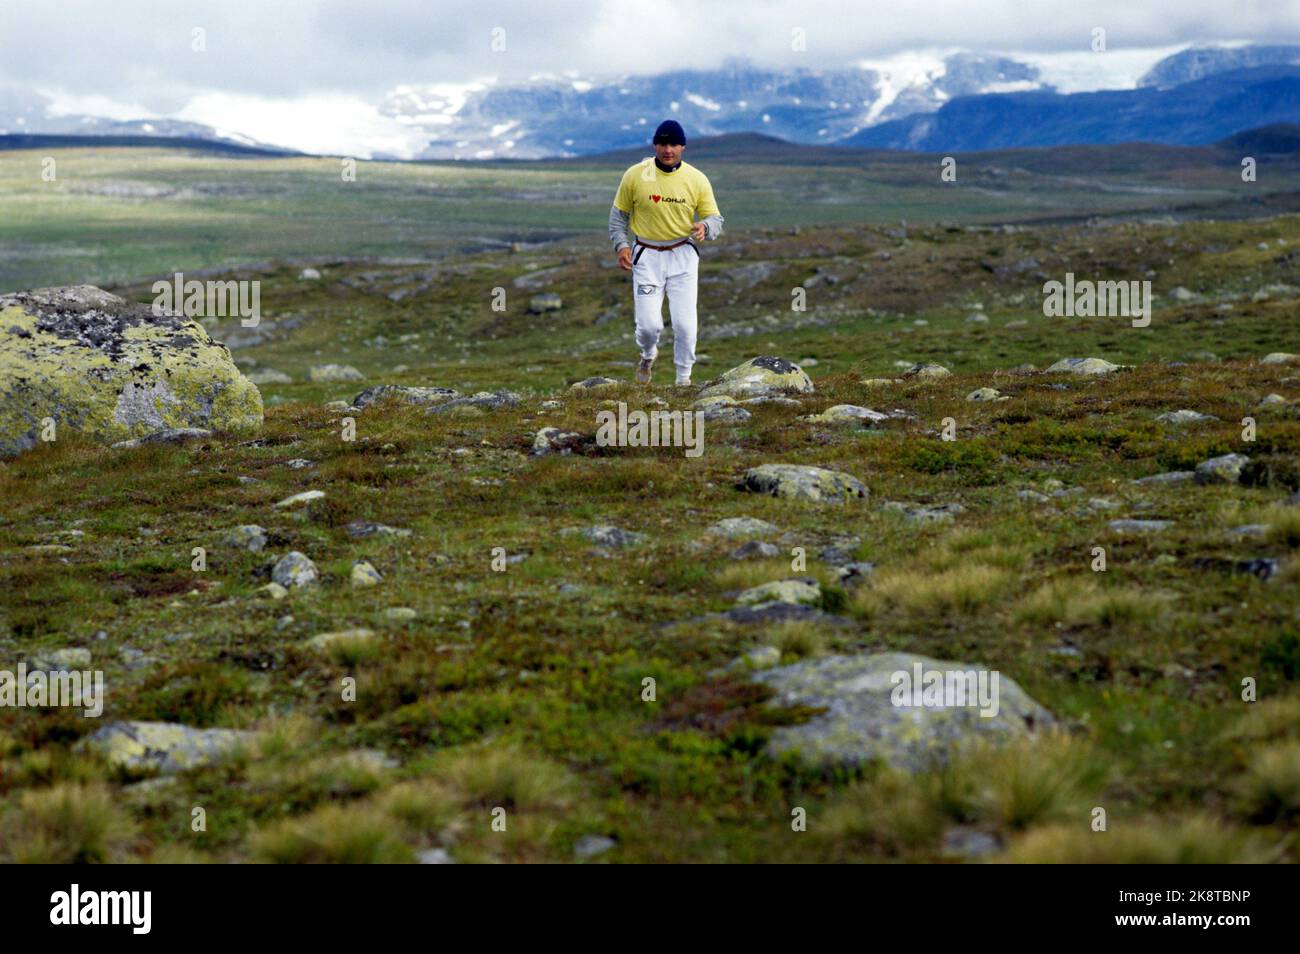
[609,204,724,252]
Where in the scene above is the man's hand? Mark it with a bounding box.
[691,221,707,241]
[618,246,633,271]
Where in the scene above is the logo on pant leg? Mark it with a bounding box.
[637,284,658,295]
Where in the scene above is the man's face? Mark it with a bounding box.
[654,141,683,165]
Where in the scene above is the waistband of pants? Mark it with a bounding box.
[633,235,695,250]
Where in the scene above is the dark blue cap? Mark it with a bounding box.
[653,120,686,145]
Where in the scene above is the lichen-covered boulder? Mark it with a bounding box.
[0,285,262,456]
[699,356,813,399]
[1195,453,1250,485]
[738,463,868,504]
[752,652,1054,772]
[80,720,257,776]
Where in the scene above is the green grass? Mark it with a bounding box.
[0,149,1298,861]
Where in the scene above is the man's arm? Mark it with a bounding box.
[695,173,723,240]
[609,204,632,252]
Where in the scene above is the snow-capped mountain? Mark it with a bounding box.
[380,52,1046,159]
[6,44,1300,159]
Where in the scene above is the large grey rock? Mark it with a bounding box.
[738,464,868,504]
[0,285,262,456]
[752,652,1054,772]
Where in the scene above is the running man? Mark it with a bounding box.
[608,119,724,387]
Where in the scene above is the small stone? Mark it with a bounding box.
[1195,453,1250,485]
[560,525,645,548]
[730,540,780,559]
[1155,409,1218,424]
[736,578,821,606]
[966,387,1004,402]
[309,364,364,382]
[259,582,288,600]
[112,427,212,449]
[305,628,375,652]
[573,835,617,860]
[418,848,455,864]
[274,490,325,509]
[728,646,782,672]
[901,362,951,379]
[707,517,779,539]
[528,293,563,313]
[345,520,412,539]
[1046,357,1123,375]
[1109,519,1171,534]
[1133,471,1196,486]
[272,551,318,588]
[351,561,383,587]
[1259,393,1288,406]
[569,377,619,391]
[1260,353,1298,365]
[299,267,322,280]
[28,647,92,671]
[738,464,868,504]
[384,607,417,622]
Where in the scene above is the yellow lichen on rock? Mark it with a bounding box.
[0,286,262,455]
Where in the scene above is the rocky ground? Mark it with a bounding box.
[0,213,1298,863]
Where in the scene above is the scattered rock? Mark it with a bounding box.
[309,364,364,382]
[698,356,814,400]
[305,628,375,652]
[299,267,322,280]
[528,293,563,313]
[882,501,966,524]
[247,368,292,385]
[274,490,326,509]
[901,362,951,380]
[736,578,821,606]
[272,551,318,588]
[427,390,521,414]
[573,835,617,860]
[352,385,458,409]
[345,520,412,539]
[1109,519,1171,534]
[1046,357,1122,375]
[569,377,619,391]
[1155,409,1218,424]
[730,540,780,559]
[1261,353,1298,365]
[1259,393,1288,407]
[560,525,645,548]
[728,646,782,672]
[1133,471,1196,486]
[1195,453,1250,485]
[532,427,587,455]
[28,647,92,671]
[966,387,1006,402]
[384,607,418,621]
[804,404,890,424]
[351,561,383,587]
[751,652,1054,772]
[738,464,868,504]
[707,517,780,539]
[221,525,267,552]
[834,562,875,587]
[111,427,213,449]
[81,721,257,776]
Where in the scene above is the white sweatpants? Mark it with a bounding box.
[631,240,699,381]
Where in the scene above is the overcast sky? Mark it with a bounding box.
[3,0,1298,154]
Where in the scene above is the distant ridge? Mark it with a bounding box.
[0,133,299,157]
